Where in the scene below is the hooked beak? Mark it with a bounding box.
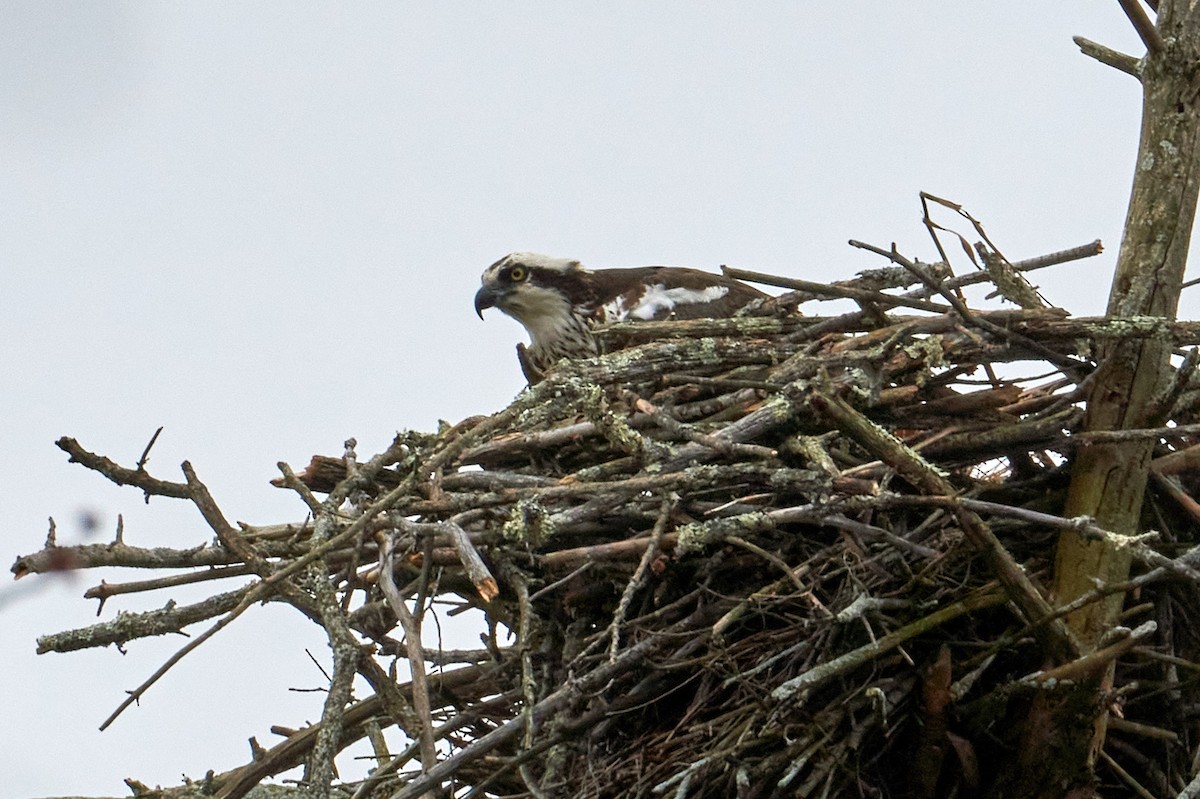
[474,284,499,319]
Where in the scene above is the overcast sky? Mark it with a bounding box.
[1,3,1181,796]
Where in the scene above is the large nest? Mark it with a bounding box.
[16,218,1200,799]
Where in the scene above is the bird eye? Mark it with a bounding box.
[507,266,527,282]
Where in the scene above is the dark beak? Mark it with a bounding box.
[474,285,499,319]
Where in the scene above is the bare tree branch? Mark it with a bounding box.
[1118,0,1164,54]
[1074,35,1143,77]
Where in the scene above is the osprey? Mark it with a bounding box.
[474,252,768,383]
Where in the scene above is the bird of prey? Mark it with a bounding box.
[474,252,768,383]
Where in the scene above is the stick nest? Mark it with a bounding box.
[15,222,1200,799]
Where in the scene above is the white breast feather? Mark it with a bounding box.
[627,284,730,321]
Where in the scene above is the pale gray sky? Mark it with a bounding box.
[1,3,1175,796]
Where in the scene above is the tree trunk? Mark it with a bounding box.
[1007,2,1200,795]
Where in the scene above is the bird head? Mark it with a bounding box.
[474,252,589,330]
[474,253,603,383]
[474,251,768,383]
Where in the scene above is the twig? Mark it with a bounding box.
[648,408,777,460]
[726,535,806,592]
[136,426,164,471]
[13,540,268,577]
[348,690,519,799]
[1075,422,1200,443]
[1074,35,1143,77]
[38,586,250,654]
[1117,0,1164,55]
[540,533,679,570]
[1178,765,1200,799]
[56,436,190,500]
[217,694,382,799]
[377,533,439,778]
[99,587,264,730]
[83,564,256,611]
[1025,621,1155,683]
[999,239,1105,273]
[183,461,273,574]
[1108,716,1179,743]
[609,497,675,662]
[277,461,325,516]
[770,589,1006,703]
[397,518,498,602]
[720,266,951,313]
[854,243,1088,377]
[1151,470,1200,524]
[848,238,1105,296]
[902,495,1200,583]
[1100,748,1158,799]
[529,561,594,602]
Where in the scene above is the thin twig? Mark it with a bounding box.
[99,588,262,730]
[721,266,951,313]
[136,426,164,471]
[770,589,1007,703]
[609,497,675,663]
[377,533,439,778]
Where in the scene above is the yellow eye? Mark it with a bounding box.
[508,266,527,282]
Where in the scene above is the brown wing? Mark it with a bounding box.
[580,266,768,322]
